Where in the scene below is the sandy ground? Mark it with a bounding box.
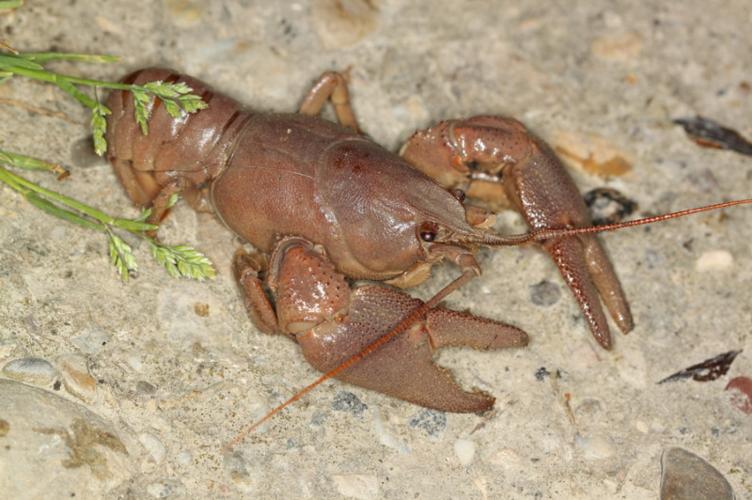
[0,1,750,498]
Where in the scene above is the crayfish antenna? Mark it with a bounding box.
[223,269,476,451]
[480,198,752,246]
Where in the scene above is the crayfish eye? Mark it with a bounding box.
[419,221,438,242]
[450,188,466,203]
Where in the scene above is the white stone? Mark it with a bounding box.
[311,0,378,49]
[695,250,734,272]
[138,432,166,465]
[147,482,171,498]
[2,357,60,387]
[126,354,143,372]
[331,474,379,500]
[575,433,615,460]
[489,448,524,470]
[634,420,649,433]
[71,328,110,355]
[371,411,410,454]
[454,438,476,466]
[176,451,192,466]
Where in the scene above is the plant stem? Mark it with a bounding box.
[0,149,68,177]
[0,165,156,232]
[25,192,105,231]
[0,0,23,11]
[21,52,119,64]
[4,65,141,92]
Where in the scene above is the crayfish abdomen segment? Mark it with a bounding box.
[105,67,252,209]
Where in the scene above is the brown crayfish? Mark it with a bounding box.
[104,68,751,437]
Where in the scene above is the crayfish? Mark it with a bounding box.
[104,69,750,440]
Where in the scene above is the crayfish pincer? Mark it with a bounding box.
[105,68,751,420]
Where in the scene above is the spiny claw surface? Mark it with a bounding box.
[297,285,528,412]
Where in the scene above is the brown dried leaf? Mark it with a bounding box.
[658,350,742,384]
[673,116,752,156]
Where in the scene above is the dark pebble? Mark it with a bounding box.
[331,391,368,416]
[535,367,551,381]
[529,280,561,307]
[409,409,447,436]
[660,447,734,500]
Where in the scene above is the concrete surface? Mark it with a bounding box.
[1,1,751,498]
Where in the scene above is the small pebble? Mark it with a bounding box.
[574,433,615,460]
[371,412,409,453]
[136,381,157,395]
[2,357,60,387]
[224,449,254,489]
[660,447,734,500]
[529,280,561,307]
[575,398,604,419]
[0,418,9,437]
[331,473,379,500]
[602,11,623,28]
[71,328,111,355]
[408,409,447,436]
[165,0,202,27]
[311,0,379,49]
[534,367,551,381]
[139,432,166,465]
[193,303,210,317]
[331,391,368,416]
[454,438,476,466]
[695,250,733,272]
[598,479,617,494]
[94,15,124,36]
[489,448,524,470]
[176,451,192,466]
[57,354,97,401]
[222,448,245,470]
[309,410,327,427]
[147,482,172,499]
[126,355,143,372]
